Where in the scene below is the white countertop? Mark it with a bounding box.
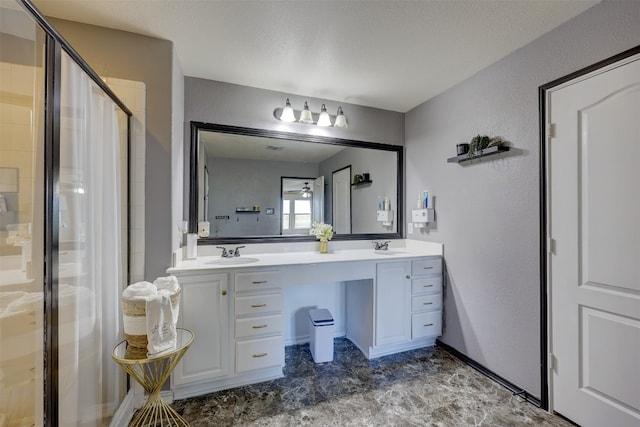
[168,239,443,273]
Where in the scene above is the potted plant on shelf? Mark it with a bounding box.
[310,222,334,254]
[467,135,503,159]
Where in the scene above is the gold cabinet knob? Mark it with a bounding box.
[221,290,227,296]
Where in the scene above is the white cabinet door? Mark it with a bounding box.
[375,262,411,346]
[172,273,229,386]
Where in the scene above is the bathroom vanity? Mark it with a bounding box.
[167,240,443,399]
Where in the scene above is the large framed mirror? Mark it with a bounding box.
[189,122,403,244]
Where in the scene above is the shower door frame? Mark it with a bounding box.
[17,0,133,424]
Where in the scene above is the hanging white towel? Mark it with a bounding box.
[152,276,180,323]
[145,292,176,355]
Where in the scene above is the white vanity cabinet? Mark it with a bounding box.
[375,262,412,346]
[410,258,443,340]
[171,273,229,389]
[168,241,443,398]
[233,271,284,374]
[355,256,443,359]
[171,269,286,399]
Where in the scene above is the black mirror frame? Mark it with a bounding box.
[189,121,404,244]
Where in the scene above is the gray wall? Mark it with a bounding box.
[49,18,178,281]
[207,158,319,237]
[405,0,640,398]
[319,147,398,234]
[183,78,405,221]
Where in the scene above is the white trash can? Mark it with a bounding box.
[308,308,334,363]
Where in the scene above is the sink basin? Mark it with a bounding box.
[373,249,407,255]
[205,257,259,266]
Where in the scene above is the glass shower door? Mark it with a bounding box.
[0,1,46,425]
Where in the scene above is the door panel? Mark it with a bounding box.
[332,167,351,234]
[579,307,640,414]
[548,54,640,426]
[312,176,325,224]
[580,86,640,292]
[375,262,411,346]
[173,274,229,385]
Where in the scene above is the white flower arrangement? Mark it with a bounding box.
[309,222,334,242]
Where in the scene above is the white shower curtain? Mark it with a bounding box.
[59,51,124,426]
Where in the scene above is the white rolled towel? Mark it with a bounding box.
[153,276,180,294]
[122,281,157,299]
[122,281,157,340]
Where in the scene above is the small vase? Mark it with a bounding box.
[319,240,328,254]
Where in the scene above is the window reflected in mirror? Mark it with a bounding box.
[281,177,324,235]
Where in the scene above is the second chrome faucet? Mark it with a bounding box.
[373,241,391,251]
[216,245,245,258]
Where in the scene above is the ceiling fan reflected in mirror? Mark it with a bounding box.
[301,182,312,198]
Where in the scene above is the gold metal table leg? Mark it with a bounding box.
[116,345,191,426]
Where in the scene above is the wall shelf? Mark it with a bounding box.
[351,180,373,187]
[235,208,260,213]
[447,146,509,163]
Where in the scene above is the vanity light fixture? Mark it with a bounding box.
[280,98,296,122]
[299,102,314,124]
[275,99,348,127]
[334,106,347,128]
[316,104,331,127]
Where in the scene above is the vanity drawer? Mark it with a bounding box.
[235,314,283,339]
[411,277,442,295]
[235,271,281,293]
[235,293,283,317]
[412,311,442,340]
[411,293,442,313]
[412,258,442,276]
[236,335,284,373]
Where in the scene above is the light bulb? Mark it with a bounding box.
[334,106,347,128]
[280,98,296,122]
[299,101,314,124]
[317,104,331,127]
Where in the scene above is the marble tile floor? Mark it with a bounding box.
[171,338,571,426]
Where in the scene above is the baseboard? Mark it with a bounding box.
[436,339,542,407]
[553,410,581,426]
[110,388,175,426]
[172,367,284,400]
[109,389,134,427]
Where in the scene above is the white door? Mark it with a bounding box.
[548,54,640,426]
[332,167,351,234]
[312,176,324,224]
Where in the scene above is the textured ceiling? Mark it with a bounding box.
[32,0,598,112]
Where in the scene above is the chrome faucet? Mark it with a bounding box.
[374,241,391,251]
[216,246,245,258]
[216,246,231,257]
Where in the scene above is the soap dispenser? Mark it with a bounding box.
[182,221,197,259]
